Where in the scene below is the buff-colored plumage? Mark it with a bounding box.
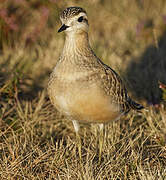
[48,7,143,160]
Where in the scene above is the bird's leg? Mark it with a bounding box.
[72,120,82,160]
[99,123,104,163]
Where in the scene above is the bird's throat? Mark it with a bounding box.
[63,31,92,56]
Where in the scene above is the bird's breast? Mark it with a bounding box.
[48,71,122,123]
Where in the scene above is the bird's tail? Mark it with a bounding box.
[129,99,144,111]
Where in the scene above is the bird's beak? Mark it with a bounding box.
[58,24,70,33]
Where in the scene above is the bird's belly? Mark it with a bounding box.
[53,84,121,124]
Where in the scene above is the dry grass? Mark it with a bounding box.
[1,0,166,179]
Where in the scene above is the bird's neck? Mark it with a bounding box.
[62,31,93,57]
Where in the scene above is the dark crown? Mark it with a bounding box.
[60,7,86,20]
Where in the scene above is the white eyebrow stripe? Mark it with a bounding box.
[78,12,87,18]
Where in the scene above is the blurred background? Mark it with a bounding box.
[0,0,166,105]
[1,1,166,178]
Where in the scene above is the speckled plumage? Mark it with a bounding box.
[48,6,143,125]
[60,7,86,20]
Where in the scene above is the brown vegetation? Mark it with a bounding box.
[0,0,166,179]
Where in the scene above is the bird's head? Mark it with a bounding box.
[58,7,89,34]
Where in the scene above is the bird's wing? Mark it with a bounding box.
[96,59,132,113]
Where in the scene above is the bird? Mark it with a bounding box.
[47,6,144,161]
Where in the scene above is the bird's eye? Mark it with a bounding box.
[78,16,84,22]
